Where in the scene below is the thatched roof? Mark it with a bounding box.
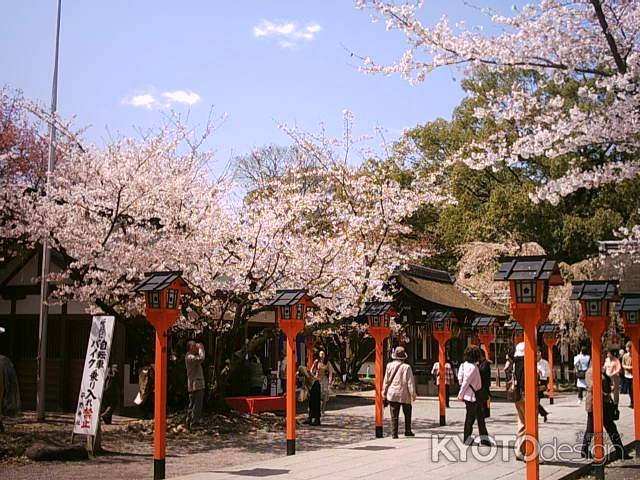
[398,266,508,318]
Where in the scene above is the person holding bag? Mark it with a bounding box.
[298,367,321,426]
[575,345,591,404]
[458,346,490,446]
[382,347,416,439]
[580,366,631,460]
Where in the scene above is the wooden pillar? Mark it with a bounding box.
[153,328,168,480]
[583,318,608,480]
[630,335,640,456]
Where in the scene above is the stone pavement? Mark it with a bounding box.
[172,392,636,480]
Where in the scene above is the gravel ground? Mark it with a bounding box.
[0,396,382,480]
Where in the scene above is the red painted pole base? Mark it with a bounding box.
[439,415,445,427]
[375,426,383,438]
[154,458,165,480]
[286,439,295,456]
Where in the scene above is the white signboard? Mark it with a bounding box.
[73,315,115,436]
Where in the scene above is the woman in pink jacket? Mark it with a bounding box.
[382,346,417,439]
[458,346,490,446]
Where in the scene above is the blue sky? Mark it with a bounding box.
[1,1,499,173]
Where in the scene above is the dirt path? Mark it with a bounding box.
[1,396,376,480]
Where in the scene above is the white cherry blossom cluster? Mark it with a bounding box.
[356,0,640,240]
[3,109,443,329]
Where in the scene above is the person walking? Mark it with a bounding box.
[458,346,489,446]
[574,346,591,404]
[312,350,333,414]
[382,346,416,439]
[580,366,631,460]
[478,348,492,419]
[604,349,622,406]
[185,341,206,429]
[299,366,321,426]
[513,342,526,461]
[431,355,455,408]
[622,342,634,408]
[537,351,549,422]
[504,353,514,396]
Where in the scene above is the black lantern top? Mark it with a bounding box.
[132,270,192,310]
[426,310,455,332]
[472,316,497,328]
[539,323,559,337]
[495,256,563,305]
[495,256,564,285]
[616,293,640,324]
[360,301,395,328]
[472,316,497,334]
[267,289,314,322]
[570,280,619,317]
[505,321,524,336]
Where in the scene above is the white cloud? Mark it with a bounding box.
[122,89,202,109]
[161,90,201,105]
[124,94,157,109]
[253,20,322,48]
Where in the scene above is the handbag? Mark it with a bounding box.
[383,364,402,408]
[576,357,591,380]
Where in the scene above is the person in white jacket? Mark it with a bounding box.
[382,346,417,439]
[458,346,489,446]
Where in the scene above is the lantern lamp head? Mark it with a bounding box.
[267,289,315,324]
[132,271,193,330]
[495,256,563,306]
[539,323,559,340]
[617,293,640,326]
[426,310,456,333]
[570,280,619,319]
[360,302,396,328]
[472,316,497,335]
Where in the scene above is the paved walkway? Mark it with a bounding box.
[172,392,636,480]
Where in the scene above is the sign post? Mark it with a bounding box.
[73,315,115,453]
[571,280,619,480]
[361,302,396,437]
[540,324,559,405]
[616,294,640,456]
[132,271,192,480]
[267,290,315,455]
[496,256,563,480]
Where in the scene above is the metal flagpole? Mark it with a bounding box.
[36,0,62,422]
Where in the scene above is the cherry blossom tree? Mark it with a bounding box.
[356,0,640,248]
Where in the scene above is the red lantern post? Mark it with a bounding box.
[539,324,559,405]
[473,316,498,365]
[496,257,563,480]
[571,280,619,479]
[432,311,457,426]
[132,271,192,480]
[267,290,315,456]
[617,293,640,456]
[361,302,395,438]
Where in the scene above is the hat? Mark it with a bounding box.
[392,346,408,360]
[514,342,525,358]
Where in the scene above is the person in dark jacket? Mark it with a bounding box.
[299,367,321,426]
[478,348,492,419]
[0,352,21,433]
[580,367,631,460]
